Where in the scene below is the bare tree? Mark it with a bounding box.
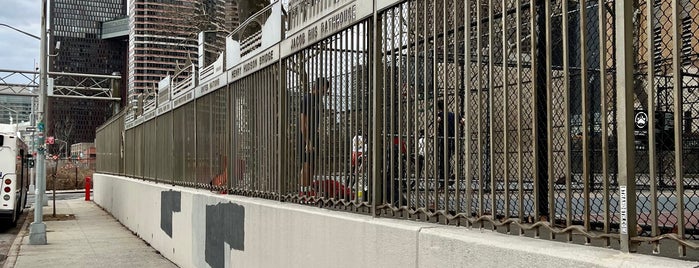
[52,116,74,156]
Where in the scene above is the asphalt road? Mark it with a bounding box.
[0,202,28,268]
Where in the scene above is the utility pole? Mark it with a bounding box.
[29,96,36,192]
[29,0,48,245]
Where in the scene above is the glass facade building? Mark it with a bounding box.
[0,95,32,125]
[48,0,128,152]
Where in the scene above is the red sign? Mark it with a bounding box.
[47,136,55,145]
[52,155,58,160]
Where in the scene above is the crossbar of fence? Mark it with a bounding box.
[95,0,699,259]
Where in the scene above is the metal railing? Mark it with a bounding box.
[96,0,699,259]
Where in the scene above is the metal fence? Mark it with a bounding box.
[95,0,699,258]
[46,157,96,190]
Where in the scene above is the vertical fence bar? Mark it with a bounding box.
[268,69,273,194]
[227,83,232,194]
[319,42,326,199]
[464,0,472,226]
[477,0,484,220]
[233,83,238,192]
[503,0,511,224]
[432,0,439,216]
[372,9,384,216]
[671,0,686,257]
[516,0,524,232]
[421,1,427,216]
[562,0,573,242]
[579,0,591,244]
[267,70,272,195]
[405,3,413,213]
[385,12,392,208]
[489,0,496,227]
[352,24,359,203]
[391,8,397,208]
[331,37,337,201]
[531,0,540,235]
[615,0,639,253]
[442,0,449,219]
[645,0,658,243]
[317,43,324,199]
[344,26,350,203]
[598,0,610,247]
[366,20,372,209]
[416,1,424,214]
[453,0,462,219]
[399,6,405,209]
[545,0,554,237]
[274,68,279,196]
[441,0,447,220]
[329,37,335,201]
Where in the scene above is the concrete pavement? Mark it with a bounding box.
[4,198,177,268]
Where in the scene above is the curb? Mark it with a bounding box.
[3,209,32,268]
[29,189,92,195]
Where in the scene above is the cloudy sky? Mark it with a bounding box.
[0,0,41,71]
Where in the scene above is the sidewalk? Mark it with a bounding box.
[5,198,177,268]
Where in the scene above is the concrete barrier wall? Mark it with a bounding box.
[93,174,697,268]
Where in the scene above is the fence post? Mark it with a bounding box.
[671,0,686,257]
[614,0,638,253]
[371,1,384,216]
[278,59,287,201]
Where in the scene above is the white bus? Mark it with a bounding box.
[0,124,29,225]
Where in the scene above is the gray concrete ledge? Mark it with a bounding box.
[94,174,699,268]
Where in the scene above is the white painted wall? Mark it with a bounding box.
[93,174,698,268]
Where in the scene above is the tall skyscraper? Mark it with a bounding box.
[128,0,198,100]
[128,0,251,104]
[225,0,240,31]
[48,0,128,152]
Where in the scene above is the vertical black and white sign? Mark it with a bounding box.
[620,186,628,234]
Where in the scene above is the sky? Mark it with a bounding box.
[0,0,41,72]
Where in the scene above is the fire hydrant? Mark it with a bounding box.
[85,176,91,201]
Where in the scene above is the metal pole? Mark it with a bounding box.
[29,0,48,245]
[371,0,383,216]
[671,0,686,257]
[615,0,638,253]
[29,99,36,192]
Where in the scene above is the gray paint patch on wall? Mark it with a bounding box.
[160,190,181,238]
[205,202,245,268]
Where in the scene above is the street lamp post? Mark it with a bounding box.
[28,0,48,245]
[0,23,40,40]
